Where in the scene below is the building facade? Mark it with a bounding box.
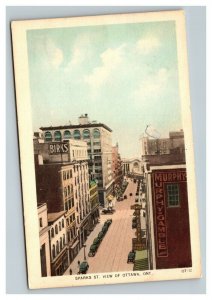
[143,154,192,270]
[38,203,51,277]
[141,130,185,156]
[48,212,69,276]
[39,114,114,207]
[122,158,143,176]
[112,143,123,186]
[34,139,93,267]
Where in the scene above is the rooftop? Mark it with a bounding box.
[48,211,66,223]
[40,122,112,132]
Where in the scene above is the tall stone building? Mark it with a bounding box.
[34,139,93,264]
[141,130,185,156]
[112,143,123,185]
[39,114,114,207]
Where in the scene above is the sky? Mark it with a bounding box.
[27,20,183,158]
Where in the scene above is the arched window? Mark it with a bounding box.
[52,245,56,258]
[45,131,52,142]
[64,187,67,197]
[93,128,100,139]
[64,130,71,139]
[73,130,81,140]
[55,224,58,234]
[83,129,90,139]
[54,131,62,141]
[51,228,54,238]
[68,185,70,195]
[62,219,64,228]
[59,222,61,231]
[60,237,63,250]
[56,241,59,254]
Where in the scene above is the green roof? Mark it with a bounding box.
[135,250,148,260]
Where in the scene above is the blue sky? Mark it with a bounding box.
[27,21,182,158]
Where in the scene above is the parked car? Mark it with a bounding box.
[129,193,133,196]
[98,231,105,241]
[132,222,137,229]
[127,251,136,263]
[102,224,109,234]
[102,208,115,214]
[106,219,112,225]
[79,261,89,274]
[124,195,127,199]
[92,237,101,247]
[88,244,98,257]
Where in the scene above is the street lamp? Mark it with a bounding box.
[83,244,87,261]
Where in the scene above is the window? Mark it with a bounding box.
[52,245,56,259]
[83,129,90,139]
[63,234,66,245]
[68,185,70,195]
[55,224,58,234]
[167,184,180,207]
[63,171,66,181]
[39,218,43,227]
[64,187,67,197]
[59,222,61,231]
[45,131,52,142]
[56,241,59,254]
[51,228,54,238]
[62,219,64,228]
[93,128,100,139]
[54,131,62,141]
[60,237,63,250]
[73,130,81,140]
[64,130,71,139]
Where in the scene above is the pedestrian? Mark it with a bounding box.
[78,260,80,266]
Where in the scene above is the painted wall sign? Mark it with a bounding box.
[49,143,69,155]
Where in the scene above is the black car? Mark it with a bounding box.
[98,231,105,241]
[127,251,136,263]
[93,237,101,247]
[104,219,112,227]
[102,208,115,214]
[132,222,137,229]
[124,195,127,199]
[102,224,109,234]
[79,261,89,274]
[88,244,98,257]
[129,193,133,196]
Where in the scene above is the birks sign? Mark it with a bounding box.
[49,143,69,155]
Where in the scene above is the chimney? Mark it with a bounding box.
[78,114,90,125]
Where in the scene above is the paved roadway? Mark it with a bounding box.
[64,179,138,275]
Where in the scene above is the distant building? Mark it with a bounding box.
[122,158,143,176]
[143,153,192,270]
[141,130,185,156]
[39,114,114,207]
[48,211,68,276]
[112,143,123,185]
[37,203,51,277]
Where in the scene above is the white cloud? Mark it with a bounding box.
[133,68,169,101]
[45,39,63,69]
[136,36,161,55]
[84,44,125,89]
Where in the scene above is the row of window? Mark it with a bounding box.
[51,220,65,238]
[64,185,74,197]
[52,235,66,259]
[64,198,74,211]
[66,213,75,226]
[45,128,101,141]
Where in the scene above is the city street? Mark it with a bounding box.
[64,179,138,275]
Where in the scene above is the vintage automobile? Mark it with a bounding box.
[98,231,105,241]
[79,261,89,274]
[102,208,115,214]
[129,193,133,196]
[127,251,136,263]
[92,237,101,247]
[88,244,98,257]
[124,195,127,199]
[105,219,112,226]
[132,221,137,229]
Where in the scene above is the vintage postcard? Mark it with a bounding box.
[11,10,201,289]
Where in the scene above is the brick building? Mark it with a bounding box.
[143,153,192,270]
